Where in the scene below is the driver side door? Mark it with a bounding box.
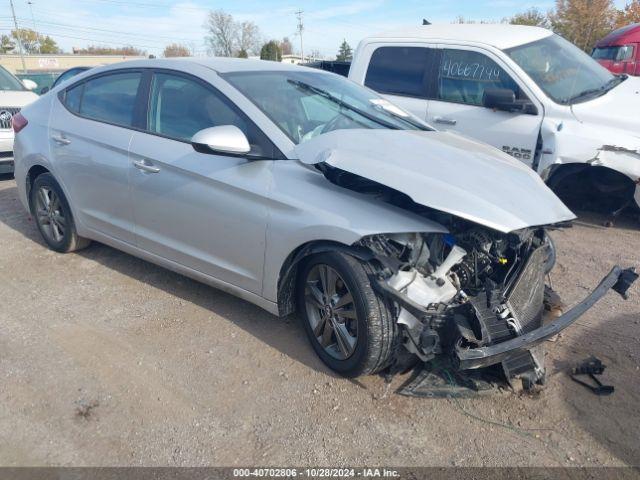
[426,46,543,168]
[129,70,280,295]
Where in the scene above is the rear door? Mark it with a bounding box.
[362,45,438,120]
[128,70,279,294]
[49,70,144,243]
[426,46,543,168]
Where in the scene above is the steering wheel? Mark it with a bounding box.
[321,114,353,134]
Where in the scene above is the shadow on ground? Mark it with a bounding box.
[0,181,336,378]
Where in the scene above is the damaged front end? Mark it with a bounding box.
[355,227,637,394]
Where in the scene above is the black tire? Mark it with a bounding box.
[296,251,397,377]
[29,173,91,253]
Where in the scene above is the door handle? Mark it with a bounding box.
[433,117,457,126]
[133,159,160,174]
[51,134,71,145]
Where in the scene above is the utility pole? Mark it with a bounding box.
[295,9,304,63]
[27,1,40,54]
[9,0,27,73]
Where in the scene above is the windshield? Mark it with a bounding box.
[223,70,428,144]
[505,34,621,105]
[0,66,26,91]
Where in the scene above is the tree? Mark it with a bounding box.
[73,45,146,55]
[39,36,62,54]
[260,40,282,61]
[236,48,248,58]
[11,28,61,54]
[238,21,261,57]
[0,34,15,54]
[280,37,293,55]
[548,0,617,51]
[336,40,352,62]
[205,9,238,57]
[615,0,640,28]
[508,8,549,27]
[163,43,191,57]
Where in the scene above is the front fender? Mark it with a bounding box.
[261,161,447,304]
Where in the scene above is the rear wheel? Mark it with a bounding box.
[29,173,90,253]
[296,251,397,377]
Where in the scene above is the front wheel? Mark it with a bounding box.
[29,173,91,253]
[296,251,398,377]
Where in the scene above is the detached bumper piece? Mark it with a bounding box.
[456,266,637,370]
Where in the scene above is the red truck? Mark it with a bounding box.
[592,23,640,75]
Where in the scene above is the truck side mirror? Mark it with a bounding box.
[483,88,538,115]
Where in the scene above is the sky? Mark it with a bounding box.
[1,0,632,58]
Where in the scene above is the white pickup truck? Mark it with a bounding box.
[346,24,640,215]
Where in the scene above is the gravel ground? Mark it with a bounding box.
[0,174,638,467]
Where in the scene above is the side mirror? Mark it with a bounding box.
[191,125,251,155]
[483,88,538,115]
[22,79,38,91]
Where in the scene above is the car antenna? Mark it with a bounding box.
[422,19,431,25]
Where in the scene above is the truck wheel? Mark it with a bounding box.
[29,173,91,253]
[296,251,397,377]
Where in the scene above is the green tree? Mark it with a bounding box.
[260,40,281,61]
[0,34,15,53]
[336,39,352,61]
[509,7,549,27]
[549,0,617,51]
[11,28,61,54]
[236,48,248,58]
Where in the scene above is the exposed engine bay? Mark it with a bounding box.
[317,163,593,393]
[357,226,553,392]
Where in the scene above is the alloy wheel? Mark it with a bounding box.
[34,186,66,244]
[304,264,358,360]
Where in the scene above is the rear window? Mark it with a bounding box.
[364,46,433,98]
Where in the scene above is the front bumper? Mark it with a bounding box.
[456,266,638,370]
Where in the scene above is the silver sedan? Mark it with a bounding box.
[12,58,635,389]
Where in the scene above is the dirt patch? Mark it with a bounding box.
[0,175,638,466]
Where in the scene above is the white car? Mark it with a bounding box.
[12,58,636,392]
[0,65,38,175]
[348,24,640,216]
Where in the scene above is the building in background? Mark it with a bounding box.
[0,53,146,74]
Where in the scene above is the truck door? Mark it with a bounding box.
[426,45,543,168]
[358,45,438,121]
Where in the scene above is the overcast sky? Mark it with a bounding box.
[2,0,632,57]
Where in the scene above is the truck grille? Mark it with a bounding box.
[0,107,20,130]
[505,246,546,334]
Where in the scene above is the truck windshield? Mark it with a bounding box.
[505,35,622,105]
[223,70,428,145]
[0,66,26,91]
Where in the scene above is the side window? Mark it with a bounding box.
[66,72,142,127]
[437,49,524,106]
[63,83,83,114]
[617,45,634,61]
[148,72,277,157]
[365,46,433,97]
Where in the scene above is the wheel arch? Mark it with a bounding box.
[25,164,51,212]
[276,239,375,317]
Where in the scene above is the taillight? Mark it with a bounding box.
[12,112,28,133]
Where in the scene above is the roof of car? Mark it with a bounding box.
[366,24,554,50]
[99,56,319,74]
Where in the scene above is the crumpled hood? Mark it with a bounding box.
[295,129,576,233]
[570,76,640,135]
